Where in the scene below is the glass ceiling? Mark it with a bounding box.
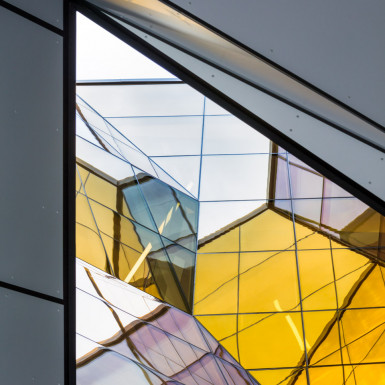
[76,12,385,385]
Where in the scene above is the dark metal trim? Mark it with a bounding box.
[63,1,76,384]
[74,1,385,219]
[159,0,385,133]
[0,0,63,36]
[0,280,64,304]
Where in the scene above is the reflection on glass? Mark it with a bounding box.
[76,160,198,312]
[75,28,385,383]
[134,172,198,251]
[76,261,258,385]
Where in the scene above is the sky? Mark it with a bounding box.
[76,12,176,81]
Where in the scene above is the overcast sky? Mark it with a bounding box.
[76,12,176,81]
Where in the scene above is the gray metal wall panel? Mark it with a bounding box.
[0,288,64,385]
[169,0,385,127]
[0,7,63,298]
[5,0,63,29]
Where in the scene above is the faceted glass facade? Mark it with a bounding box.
[77,260,257,384]
[76,15,385,385]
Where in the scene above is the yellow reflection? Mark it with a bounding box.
[308,366,344,385]
[158,206,174,234]
[249,368,303,385]
[238,313,305,368]
[240,251,300,312]
[124,243,152,283]
[194,253,238,314]
[274,300,310,351]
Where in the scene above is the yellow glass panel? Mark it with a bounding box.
[83,172,118,212]
[302,311,341,366]
[144,280,161,299]
[88,200,114,237]
[345,364,385,385]
[100,233,143,282]
[308,366,344,385]
[220,335,238,362]
[249,368,304,385]
[344,366,357,385]
[238,313,305,368]
[119,216,144,253]
[76,223,109,272]
[198,226,239,253]
[331,246,372,307]
[196,315,239,360]
[194,253,238,314]
[76,168,86,193]
[196,315,237,341]
[295,222,331,250]
[343,210,381,249]
[88,200,144,252]
[126,255,158,298]
[76,192,111,271]
[239,251,300,312]
[348,265,385,308]
[76,193,97,231]
[240,210,295,251]
[340,308,385,364]
[331,245,368,281]
[76,164,89,191]
[298,250,337,310]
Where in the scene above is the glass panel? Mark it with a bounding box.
[202,115,271,155]
[163,239,195,307]
[307,366,344,385]
[121,173,157,231]
[194,253,238,315]
[77,348,169,385]
[136,172,198,251]
[76,193,111,273]
[199,154,271,201]
[289,163,324,199]
[150,160,195,197]
[238,313,305,368]
[198,200,268,242]
[205,98,230,115]
[293,198,322,228]
[196,315,237,358]
[76,136,134,182]
[146,245,190,313]
[344,363,385,384]
[152,156,201,198]
[215,356,259,385]
[294,219,331,250]
[249,368,304,385]
[108,116,203,156]
[339,308,385,364]
[77,83,204,117]
[298,250,337,310]
[239,251,300,312]
[240,208,295,252]
[274,155,291,200]
[345,264,385,309]
[302,311,342,366]
[154,307,210,353]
